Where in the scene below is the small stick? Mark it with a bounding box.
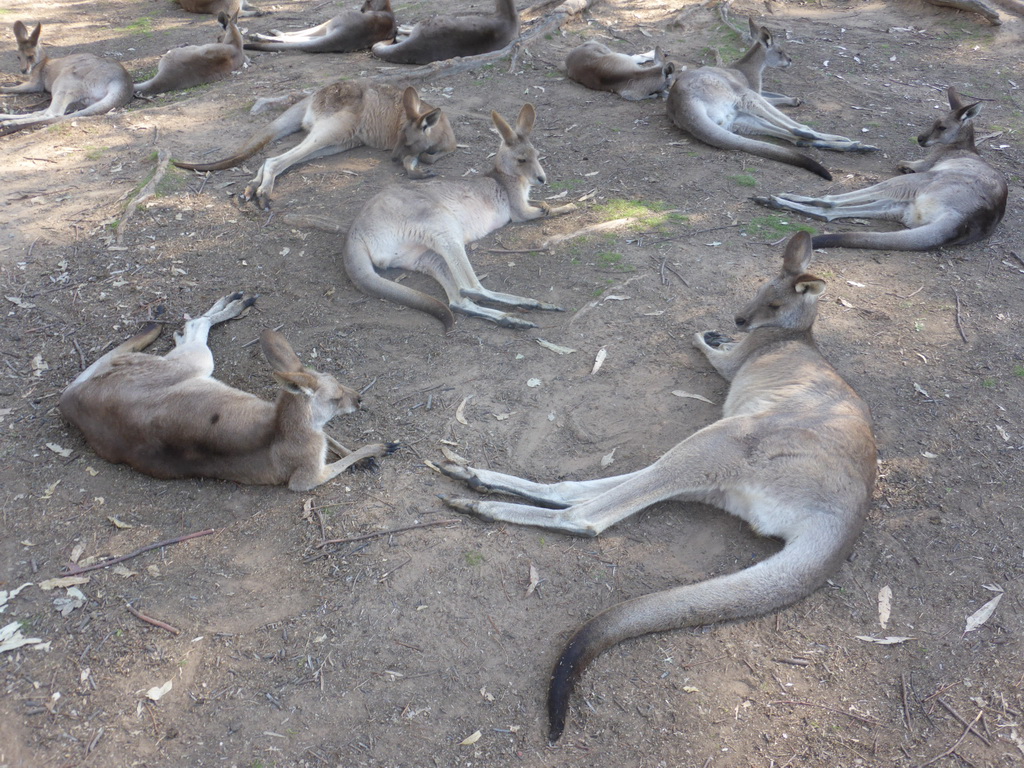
[126,603,181,635]
[952,290,968,343]
[316,519,462,548]
[937,698,990,746]
[901,672,913,731]
[116,149,170,245]
[771,699,884,727]
[60,529,216,576]
[918,710,983,768]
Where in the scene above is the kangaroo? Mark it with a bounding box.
[134,12,247,97]
[177,0,264,18]
[666,18,876,180]
[173,81,456,208]
[925,0,1012,24]
[343,104,576,331]
[371,0,518,64]
[753,87,1007,251]
[0,21,133,135]
[565,42,677,101]
[244,0,395,53]
[59,294,397,492]
[439,231,877,741]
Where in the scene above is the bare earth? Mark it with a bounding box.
[2,0,1023,766]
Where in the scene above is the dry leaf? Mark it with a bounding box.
[440,446,470,466]
[145,680,173,701]
[45,443,72,458]
[0,620,47,655]
[112,565,137,578]
[855,635,914,645]
[455,396,472,425]
[878,585,892,629]
[459,730,482,746]
[70,544,85,563]
[494,412,512,421]
[964,591,1003,634]
[591,347,607,375]
[39,576,89,591]
[913,382,929,397]
[535,339,576,355]
[40,480,61,500]
[86,466,99,476]
[526,562,540,596]
[480,687,495,702]
[107,515,133,530]
[526,378,542,388]
[672,390,715,405]
[6,296,36,309]
[601,448,616,468]
[682,685,700,693]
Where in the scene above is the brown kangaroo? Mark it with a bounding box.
[565,42,677,101]
[173,81,456,208]
[754,87,1007,251]
[440,231,877,741]
[244,0,395,53]
[59,294,397,492]
[925,0,1024,24]
[177,0,264,18]
[666,18,876,180]
[1,21,133,135]
[134,12,247,97]
[343,103,577,331]
[371,0,518,64]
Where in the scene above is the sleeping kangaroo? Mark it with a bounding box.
[244,0,395,53]
[371,0,518,64]
[176,0,264,18]
[439,231,877,741]
[1,21,133,135]
[667,18,875,180]
[135,11,247,96]
[754,87,1007,251]
[60,294,397,491]
[173,81,456,208]
[565,42,677,101]
[343,103,576,331]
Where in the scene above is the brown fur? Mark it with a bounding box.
[244,0,395,52]
[135,12,247,96]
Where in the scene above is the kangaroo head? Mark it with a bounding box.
[747,18,791,69]
[362,0,392,11]
[917,86,981,149]
[12,21,43,75]
[262,330,362,428]
[492,104,546,186]
[394,87,456,169]
[734,231,824,333]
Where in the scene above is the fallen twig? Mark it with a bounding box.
[281,213,347,234]
[937,698,990,746]
[918,710,983,768]
[540,217,641,250]
[953,290,968,343]
[126,603,181,635]
[60,529,216,576]
[770,699,885,727]
[116,148,170,245]
[316,518,462,548]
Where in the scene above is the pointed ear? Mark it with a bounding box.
[491,109,518,145]
[794,275,826,296]
[273,370,318,396]
[781,231,813,275]
[13,21,28,41]
[418,107,442,130]
[652,46,664,64]
[217,10,229,26]
[747,17,759,39]
[664,62,676,77]
[947,86,964,111]
[515,103,536,137]
[402,86,423,119]
[28,23,41,46]
[957,101,982,122]
[260,329,304,373]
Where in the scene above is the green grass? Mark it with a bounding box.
[593,198,688,232]
[121,16,155,36]
[743,214,815,238]
[463,551,485,567]
[1013,365,1024,378]
[728,173,757,187]
[83,145,109,161]
[595,252,634,272]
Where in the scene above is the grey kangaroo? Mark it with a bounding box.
[1,21,132,135]
[135,12,247,97]
[343,103,577,331]
[439,231,877,741]
[177,0,264,18]
[60,294,397,491]
[173,81,456,208]
[244,0,395,53]
[565,42,677,101]
[371,0,518,64]
[754,87,1007,251]
[666,18,875,179]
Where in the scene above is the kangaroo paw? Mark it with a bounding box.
[438,462,493,494]
[494,314,537,330]
[702,331,734,348]
[438,495,495,521]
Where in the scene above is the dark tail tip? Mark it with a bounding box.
[811,233,842,249]
[546,629,593,743]
[805,158,832,180]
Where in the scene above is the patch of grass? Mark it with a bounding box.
[547,178,584,192]
[595,252,634,272]
[155,166,191,197]
[45,122,71,136]
[83,145,109,161]
[728,173,757,187]
[463,551,485,567]
[593,198,687,232]
[592,278,615,297]
[981,378,996,389]
[1013,365,1024,378]
[743,214,815,238]
[121,16,155,36]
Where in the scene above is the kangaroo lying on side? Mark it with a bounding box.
[173,81,456,208]
[754,87,1007,251]
[60,294,397,491]
[244,0,395,52]
[1,21,133,135]
[177,0,263,17]
[135,12,247,97]
[371,0,519,64]
[667,18,875,180]
[440,231,877,741]
[925,0,1024,24]
[565,42,677,101]
[343,104,576,331]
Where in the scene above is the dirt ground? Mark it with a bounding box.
[2,0,1023,765]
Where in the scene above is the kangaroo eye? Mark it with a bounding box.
[768,302,782,310]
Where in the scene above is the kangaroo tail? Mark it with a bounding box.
[675,107,832,180]
[547,514,858,742]
[343,233,456,332]
[812,219,961,251]
[173,97,309,171]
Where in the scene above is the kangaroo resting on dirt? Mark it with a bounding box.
[59,294,397,491]
[754,87,1007,251]
[1,21,133,135]
[135,12,247,97]
[565,42,677,101]
[177,0,264,18]
[371,0,518,64]
[925,0,1024,25]
[666,18,876,180]
[173,80,456,208]
[439,231,877,741]
[343,103,577,331]
[244,0,395,53]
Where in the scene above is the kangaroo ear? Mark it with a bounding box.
[515,103,536,137]
[794,275,826,296]
[13,20,28,40]
[418,107,442,130]
[491,109,518,144]
[402,86,423,119]
[781,231,813,275]
[28,22,41,46]
[217,10,229,26]
[260,329,304,373]
[273,370,318,396]
[653,46,664,63]
[957,101,982,122]
[947,86,964,111]
[664,62,677,77]
[747,17,759,40]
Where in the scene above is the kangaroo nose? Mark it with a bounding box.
[735,316,747,327]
